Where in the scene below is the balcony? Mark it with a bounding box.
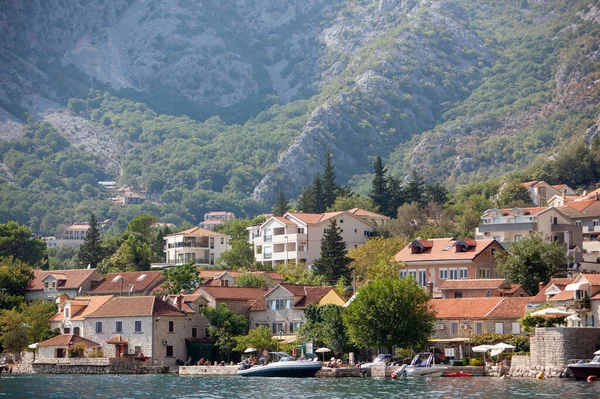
[583,225,600,233]
[550,224,576,232]
[477,222,537,233]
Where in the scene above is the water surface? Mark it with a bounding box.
[1,374,599,398]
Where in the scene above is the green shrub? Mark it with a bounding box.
[88,349,104,358]
[469,358,482,366]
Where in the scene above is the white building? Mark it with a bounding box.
[164,227,230,266]
[248,210,384,267]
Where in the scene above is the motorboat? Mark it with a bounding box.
[392,353,446,378]
[567,353,600,380]
[359,354,392,369]
[237,352,322,377]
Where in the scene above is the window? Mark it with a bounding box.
[514,235,522,242]
[454,292,463,298]
[264,246,272,259]
[585,314,595,327]
[449,268,458,280]
[269,299,290,310]
[73,327,80,336]
[264,228,272,242]
[575,220,582,227]
[418,270,427,287]
[63,327,71,334]
[364,231,372,237]
[210,253,214,265]
[439,269,448,279]
[459,268,468,279]
[166,346,174,357]
[56,348,65,358]
[450,322,458,335]
[474,322,483,334]
[95,322,103,333]
[116,321,123,333]
[135,321,142,333]
[221,237,224,245]
[192,327,198,338]
[354,229,357,233]
[210,237,214,249]
[298,228,305,234]
[272,322,285,334]
[512,322,521,334]
[539,187,546,198]
[298,243,305,252]
[134,346,142,355]
[205,328,210,338]
[339,219,344,224]
[169,321,174,333]
[478,268,490,279]
[495,323,504,334]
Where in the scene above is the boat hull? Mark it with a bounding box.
[393,366,446,378]
[237,362,322,377]
[567,364,600,380]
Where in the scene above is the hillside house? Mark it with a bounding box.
[193,286,267,318]
[164,227,230,266]
[90,271,167,296]
[50,295,114,335]
[199,211,235,230]
[438,279,530,299]
[24,269,104,303]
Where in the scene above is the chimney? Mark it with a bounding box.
[176,294,184,311]
[538,281,545,293]
[426,282,434,298]
[56,294,68,310]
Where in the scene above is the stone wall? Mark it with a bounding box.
[28,358,169,374]
[509,327,600,378]
[178,365,238,375]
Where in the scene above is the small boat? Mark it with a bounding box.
[392,353,446,378]
[359,354,392,369]
[237,352,322,377]
[567,352,600,380]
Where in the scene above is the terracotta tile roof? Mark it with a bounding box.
[50,295,114,321]
[106,335,128,344]
[486,297,531,319]
[296,286,336,308]
[394,238,499,263]
[167,227,224,237]
[548,290,574,301]
[529,278,575,303]
[347,208,388,218]
[521,181,540,188]
[86,296,185,318]
[287,212,345,224]
[583,188,600,199]
[562,200,597,212]
[430,297,504,319]
[272,216,296,225]
[26,269,103,291]
[91,271,166,294]
[194,286,267,301]
[39,334,100,349]
[250,284,338,310]
[205,211,234,216]
[501,284,530,296]
[582,274,600,286]
[438,279,508,290]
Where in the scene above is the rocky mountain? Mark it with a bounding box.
[1,0,600,230]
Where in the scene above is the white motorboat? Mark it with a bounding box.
[567,352,600,380]
[392,352,446,378]
[359,353,392,369]
[237,352,322,377]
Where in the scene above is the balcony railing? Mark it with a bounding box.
[168,242,209,249]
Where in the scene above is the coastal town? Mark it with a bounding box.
[2,178,600,381]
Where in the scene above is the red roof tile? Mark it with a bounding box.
[86,296,185,318]
[430,297,503,318]
[348,208,388,218]
[394,238,499,262]
[582,274,600,286]
[439,279,508,290]
[528,278,575,303]
[26,269,103,291]
[194,286,267,301]
[39,334,100,349]
[91,271,166,294]
[486,297,531,319]
[167,227,224,236]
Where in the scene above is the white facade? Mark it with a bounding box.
[248,211,379,267]
[164,227,230,266]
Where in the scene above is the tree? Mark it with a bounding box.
[298,304,350,357]
[312,173,325,213]
[343,278,436,351]
[347,237,405,284]
[272,191,290,217]
[216,240,255,269]
[424,182,449,205]
[377,202,427,238]
[234,325,279,353]
[322,148,338,210]
[497,181,533,207]
[518,302,565,332]
[126,214,158,242]
[235,273,268,288]
[495,233,569,295]
[296,187,316,213]
[0,308,29,360]
[200,304,248,360]
[160,260,203,294]
[99,234,154,273]
[369,156,388,213]
[277,261,326,285]
[0,258,34,310]
[0,221,46,266]
[77,213,105,268]
[386,176,403,217]
[404,169,426,207]
[313,220,352,284]
[327,195,379,213]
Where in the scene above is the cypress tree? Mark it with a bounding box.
[77,213,104,268]
[313,173,325,213]
[386,175,404,218]
[370,156,388,212]
[404,169,426,207]
[322,148,338,210]
[313,220,352,284]
[272,190,290,216]
[297,187,316,213]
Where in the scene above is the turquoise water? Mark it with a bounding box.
[1,375,600,398]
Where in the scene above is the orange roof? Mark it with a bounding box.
[529,278,575,303]
[548,290,575,301]
[86,296,185,318]
[195,286,267,301]
[486,297,531,319]
[501,284,530,296]
[167,227,224,236]
[348,208,387,218]
[287,211,345,224]
[26,269,102,291]
[521,181,540,188]
[91,271,166,294]
[272,216,296,225]
[582,274,600,286]
[250,284,338,311]
[562,200,597,212]
[583,188,600,199]
[430,297,503,318]
[39,334,100,349]
[393,238,499,262]
[439,279,508,290]
[106,335,128,344]
[50,295,114,322]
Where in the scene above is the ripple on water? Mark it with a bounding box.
[1,375,600,398]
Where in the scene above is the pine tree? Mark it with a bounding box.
[77,213,104,268]
[322,148,338,210]
[297,187,316,213]
[313,173,325,213]
[272,190,290,216]
[313,220,352,284]
[404,169,426,207]
[386,176,404,218]
[370,156,388,212]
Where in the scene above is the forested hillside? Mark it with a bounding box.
[2,0,600,234]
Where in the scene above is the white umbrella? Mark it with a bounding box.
[594,350,600,355]
[472,345,493,353]
[491,342,516,350]
[566,315,581,321]
[530,308,572,318]
[315,347,332,362]
[28,343,38,349]
[243,347,257,354]
[490,348,505,357]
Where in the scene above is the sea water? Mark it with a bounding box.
[1,374,599,398]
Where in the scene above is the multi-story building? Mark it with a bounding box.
[50,295,114,335]
[199,211,235,230]
[248,210,384,267]
[90,271,167,296]
[474,206,583,263]
[24,269,104,303]
[393,238,505,297]
[498,181,575,206]
[559,199,600,253]
[438,279,530,299]
[164,227,230,266]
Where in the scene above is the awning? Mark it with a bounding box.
[429,338,470,343]
[565,282,589,291]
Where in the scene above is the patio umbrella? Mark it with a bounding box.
[530,308,572,318]
[243,348,257,354]
[491,342,516,350]
[471,345,493,353]
[315,347,332,362]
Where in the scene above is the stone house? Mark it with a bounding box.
[393,238,505,297]
[90,270,167,296]
[193,286,267,318]
[199,211,235,230]
[83,296,191,366]
[38,334,101,359]
[248,210,387,268]
[164,227,230,267]
[248,283,346,341]
[198,270,284,288]
[526,278,575,312]
[49,295,114,335]
[24,269,104,303]
[438,279,530,299]
[498,180,575,206]
[559,199,600,253]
